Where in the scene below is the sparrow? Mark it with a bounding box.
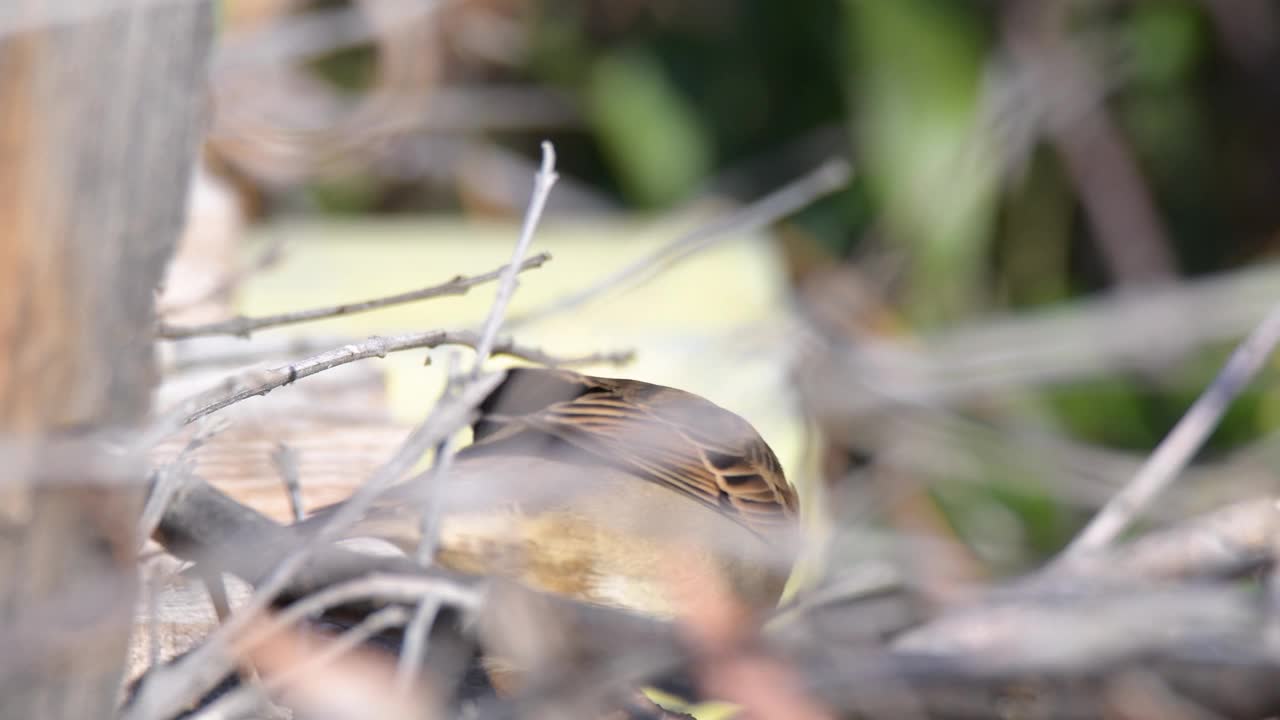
[303,367,801,618]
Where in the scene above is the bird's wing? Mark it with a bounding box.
[466,369,798,533]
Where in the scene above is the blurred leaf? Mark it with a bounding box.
[930,452,1071,571]
[1045,378,1159,451]
[587,49,711,207]
[983,479,1071,559]
[529,5,592,86]
[307,173,382,214]
[1125,2,1204,90]
[1000,152,1072,308]
[845,0,999,325]
[1253,377,1280,441]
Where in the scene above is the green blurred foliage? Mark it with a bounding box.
[845,0,999,326]
[307,172,383,214]
[586,49,710,206]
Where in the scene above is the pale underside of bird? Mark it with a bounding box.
[303,368,802,618]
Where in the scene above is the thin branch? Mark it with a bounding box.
[169,329,631,427]
[508,157,853,329]
[476,335,635,368]
[181,683,278,720]
[229,370,498,624]
[1049,496,1280,584]
[471,140,559,372]
[395,597,442,694]
[416,353,464,568]
[124,374,500,720]
[161,330,633,377]
[157,252,552,340]
[152,469,483,606]
[146,574,162,674]
[395,353,464,693]
[271,444,305,524]
[800,258,1280,417]
[413,436,458,570]
[136,418,228,550]
[236,576,479,659]
[1063,302,1280,557]
[263,606,411,692]
[400,141,560,690]
[202,570,233,625]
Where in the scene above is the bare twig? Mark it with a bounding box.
[124,374,500,720]
[412,384,459,569]
[395,597,442,695]
[472,141,559,371]
[892,584,1259,673]
[263,606,411,692]
[1064,302,1280,557]
[152,469,483,608]
[182,683,278,720]
[271,444,305,524]
[170,329,630,427]
[136,418,228,550]
[163,331,632,378]
[508,157,852,329]
[1051,496,1280,584]
[476,335,635,368]
[232,370,498,621]
[157,252,552,340]
[395,353,464,693]
[146,574,162,673]
[236,575,482,657]
[399,142,560,690]
[203,570,234,625]
[800,259,1280,416]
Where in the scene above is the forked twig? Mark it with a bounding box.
[472,141,560,369]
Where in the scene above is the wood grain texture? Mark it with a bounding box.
[0,1,214,716]
[153,420,413,525]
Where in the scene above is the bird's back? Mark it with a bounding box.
[309,367,800,615]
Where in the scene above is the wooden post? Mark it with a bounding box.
[0,1,213,716]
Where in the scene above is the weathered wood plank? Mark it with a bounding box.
[0,1,214,716]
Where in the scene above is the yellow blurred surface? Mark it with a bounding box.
[239,215,807,501]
